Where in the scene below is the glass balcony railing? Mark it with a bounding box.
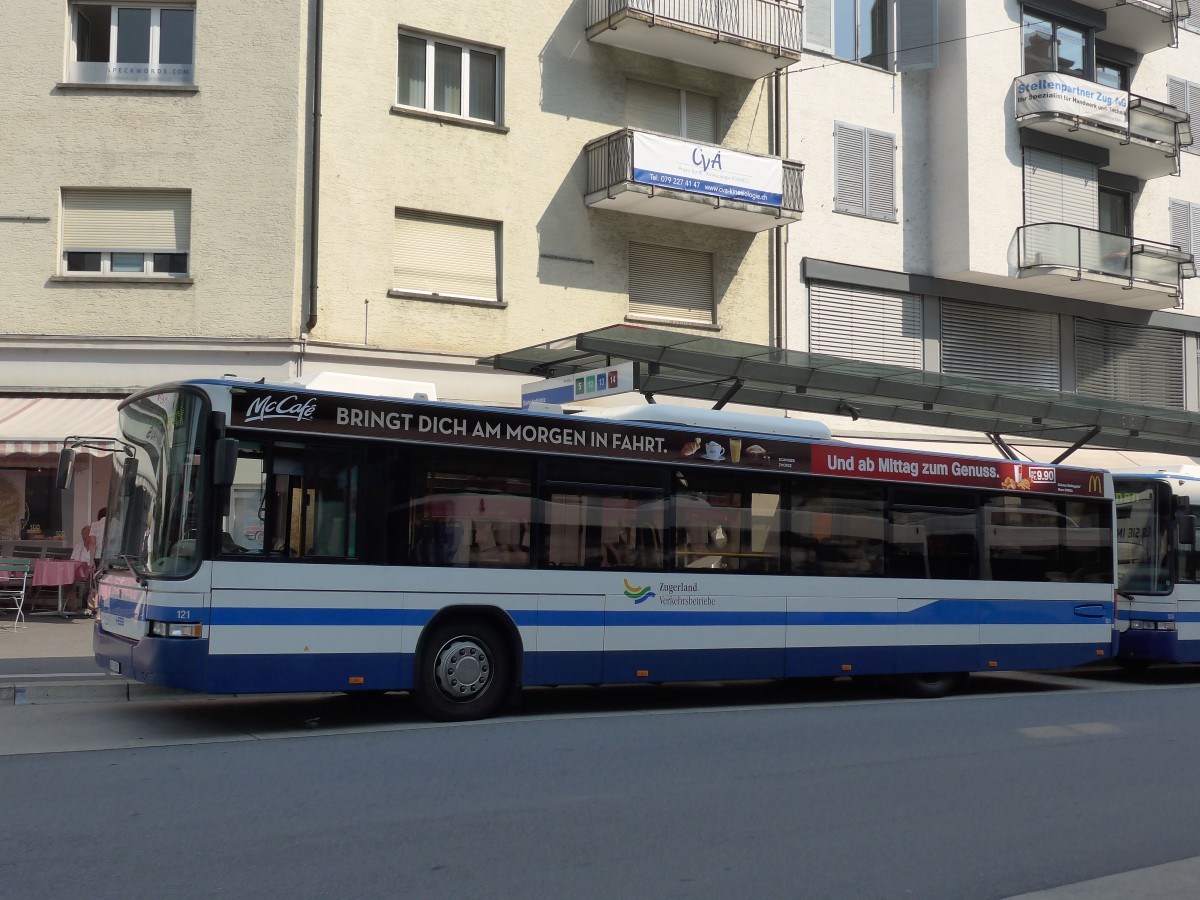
[586,0,803,78]
[1012,73,1189,179]
[1017,223,1192,298]
[67,60,196,87]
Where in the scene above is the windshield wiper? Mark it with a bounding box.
[117,554,149,587]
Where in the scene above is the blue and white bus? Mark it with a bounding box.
[87,375,1117,720]
[1112,468,1200,666]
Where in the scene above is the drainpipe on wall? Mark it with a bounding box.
[304,0,323,339]
[772,67,784,351]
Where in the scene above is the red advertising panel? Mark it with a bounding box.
[810,445,1105,497]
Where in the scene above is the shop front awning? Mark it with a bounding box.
[479,324,1200,460]
[0,396,122,458]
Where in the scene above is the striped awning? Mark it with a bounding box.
[0,396,122,458]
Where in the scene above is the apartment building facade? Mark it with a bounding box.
[0,0,802,545]
[787,0,1200,464]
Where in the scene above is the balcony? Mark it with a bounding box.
[585,0,803,80]
[585,128,803,232]
[1013,74,1191,180]
[1069,0,1190,53]
[66,60,196,87]
[1016,223,1193,309]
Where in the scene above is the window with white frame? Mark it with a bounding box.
[69,4,195,85]
[628,243,715,324]
[1168,77,1200,156]
[626,81,718,143]
[61,189,191,277]
[397,30,501,124]
[834,122,896,221]
[392,210,500,302]
[1171,199,1200,276]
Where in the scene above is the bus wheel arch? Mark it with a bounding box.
[413,607,522,721]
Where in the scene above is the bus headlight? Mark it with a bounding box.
[1129,620,1176,631]
[149,621,202,638]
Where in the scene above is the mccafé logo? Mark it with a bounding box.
[244,394,318,424]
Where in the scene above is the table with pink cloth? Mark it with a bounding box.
[31,559,91,617]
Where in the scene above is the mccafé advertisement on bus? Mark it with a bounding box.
[230,389,1105,497]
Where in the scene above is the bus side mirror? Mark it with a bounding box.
[1177,514,1196,546]
[56,448,76,490]
[214,438,239,487]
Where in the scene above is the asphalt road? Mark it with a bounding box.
[5,669,1200,899]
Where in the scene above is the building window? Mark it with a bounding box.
[1171,199,1200,276]
[1182,11,1200,34]
[804,0,891,69]
[392,210,500,302]
[628,243,715,325]
[1094,57,1128,90]
[940,300,1061,390]
[1022,11,1090,80]
[626,81,718,144]
[68,4,195,85]
[1099,188,1130,237]
[1168,77,1200,156]
[61,189,191,277]
[397,30,500,124]
[808,282,922,367]
[834,122,895,221]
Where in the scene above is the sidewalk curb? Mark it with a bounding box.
[5,680,193,706]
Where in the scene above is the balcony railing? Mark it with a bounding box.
[586,0,803,79]
[1012,73,1190,179]
[585,128,802,232]
[66,60,196,87]
[1017,222,1192,306]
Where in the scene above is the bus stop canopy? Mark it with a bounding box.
[479,323,1200,461]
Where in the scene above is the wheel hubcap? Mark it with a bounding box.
[433,637,492,702]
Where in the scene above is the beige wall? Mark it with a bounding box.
[312,0,780,359]
[0,1,309,350]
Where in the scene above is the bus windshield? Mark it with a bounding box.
[103,390,207,576]
[1114,479,1172,593]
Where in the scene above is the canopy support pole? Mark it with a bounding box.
[1051,425,1101,465]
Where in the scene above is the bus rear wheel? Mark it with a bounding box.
[415,619,510,722]
[897,672,967,698]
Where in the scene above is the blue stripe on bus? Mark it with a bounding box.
[189,598,1109,629]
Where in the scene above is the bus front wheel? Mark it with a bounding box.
[897,672,967,699]
[415,619,510,722]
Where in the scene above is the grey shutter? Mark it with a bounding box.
[1171,199,1199,266]
[1075,318,1185,408]
[940,300,1060,389]
[1023,149,1097,264]
[683,91,718,144]
[809,281,923,368]
[865,129,896,221]
[1182,7,1200,34]
[627,80,681,136]
[393,210,499,300]
[629,242,714,323]
[834,122,866,215]
[896,0,938,71]
[803,0,834,54]
[61,189,190,251]
[1171,77,1200,154]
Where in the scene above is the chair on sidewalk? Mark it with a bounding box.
[0,556,31,630]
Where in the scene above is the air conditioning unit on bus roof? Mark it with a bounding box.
[575,404,831,441]
[291,371,438,401]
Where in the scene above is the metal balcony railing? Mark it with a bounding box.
[585,128,804,213]
[586,0,803,55]
[1017,223,1192,297]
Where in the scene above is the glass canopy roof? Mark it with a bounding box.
[480,324,1200,459]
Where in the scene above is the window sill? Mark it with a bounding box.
[56,82,198,93]
[50,275,194,286]
[625,314,720,332]
[833,208,898,224]
[387,290,506,309]
[389,105,509,134]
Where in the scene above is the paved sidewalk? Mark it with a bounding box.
[0,613,157,705]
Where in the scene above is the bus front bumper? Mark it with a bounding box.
[94,622,210,692]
